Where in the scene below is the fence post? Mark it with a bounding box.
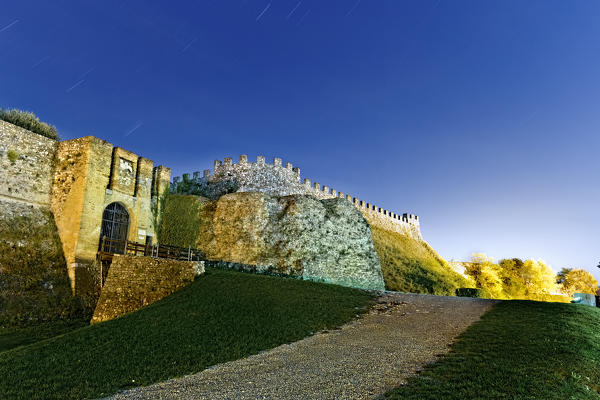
[188,246,191,261]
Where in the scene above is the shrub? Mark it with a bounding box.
[7,149,19,163]
[0,108,59,140]
[159,194,204,247]
[455,288,486,298]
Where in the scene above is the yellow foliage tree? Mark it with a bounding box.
[561,269,598,296]
[520,259,560,299]
[465,254,567,301]
[466,253,505,299]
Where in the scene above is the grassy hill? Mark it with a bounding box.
[0,267,372,400]
[371,226,470,295]
[386,301,600,399]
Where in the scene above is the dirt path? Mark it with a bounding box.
[110,293,498,400]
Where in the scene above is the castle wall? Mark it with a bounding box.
[0,199,76,326]
[52,137,102,293]
[173,155,422,240]
[0,120,79,325]
[175,192,385,291]
[52,136,171,296]
[91,255,202,323]
[0,119,58,206]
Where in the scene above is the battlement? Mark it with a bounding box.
[172,154,422,239]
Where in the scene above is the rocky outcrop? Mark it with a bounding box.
[193,192,384,291]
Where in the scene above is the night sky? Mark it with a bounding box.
[2,0,599,280]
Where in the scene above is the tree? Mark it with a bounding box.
[556,267,571,284]
[498,258,526,299]
[520,259,558,297]
[465,253,504,299]
[561,269,598,296]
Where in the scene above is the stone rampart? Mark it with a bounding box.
[0,119,58,206]
[165,192,386,291]
[172,155,421,239]
[0,199,76,326]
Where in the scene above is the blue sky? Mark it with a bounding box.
[1,0,599,280]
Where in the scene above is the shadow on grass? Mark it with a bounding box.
[386,300,600,400]
[0,267,373,400]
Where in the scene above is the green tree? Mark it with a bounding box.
[556,267,571,284]
[560,269,598,296]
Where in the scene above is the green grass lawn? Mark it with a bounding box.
[0,267,373,400]
[386,301,600,400]
[0,319,88,353]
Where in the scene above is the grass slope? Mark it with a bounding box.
[386,301,600,399]
[0,319,88,353]
[0,267,372,400]
[371,226,469,295]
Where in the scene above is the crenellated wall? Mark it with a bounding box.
[172,155,422,239]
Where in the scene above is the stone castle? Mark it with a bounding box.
[0,118,424,323]
[0,119,171,297]
[172,155,422,240]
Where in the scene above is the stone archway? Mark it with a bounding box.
[99,202,130,254]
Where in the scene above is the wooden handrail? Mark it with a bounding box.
[98,237,204,262]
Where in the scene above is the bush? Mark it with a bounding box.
[455,288,486,298]
[0,108,59,140]
[159,194,204,247]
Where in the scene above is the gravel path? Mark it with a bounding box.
[109,293,498,400]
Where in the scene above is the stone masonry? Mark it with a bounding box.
[91,255,204,323]
[172,155,422,240]
[0,119,58,206]
[51,136,171,295]
[0,120,171,298]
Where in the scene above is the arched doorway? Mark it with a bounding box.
[99,202,130,254]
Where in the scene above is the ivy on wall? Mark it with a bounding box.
[159,194,203,248]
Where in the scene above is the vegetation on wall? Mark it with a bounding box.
[0,208,85,327]
[151,189,168,243]
[370,226,470,295]
[0,108,59,140]
[159,194,203,247]
[172,174,239,200]
[6,149,19,164]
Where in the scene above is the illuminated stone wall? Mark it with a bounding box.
[173,155,421,240]
[91,255,203,323]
